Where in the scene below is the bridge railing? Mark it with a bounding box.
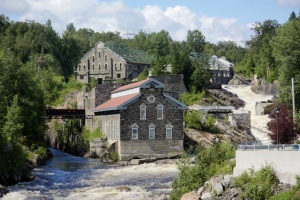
[237,144,300,151]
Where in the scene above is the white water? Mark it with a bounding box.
[2,149,178,200]
[223,85,273,144]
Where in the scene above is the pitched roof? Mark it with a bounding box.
[94,93,140,112]
[111,78,164,94]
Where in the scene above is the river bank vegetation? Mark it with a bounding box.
[1,9,300,198]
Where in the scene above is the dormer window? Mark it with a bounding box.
[140,104,147,119]
[157,104,164,119]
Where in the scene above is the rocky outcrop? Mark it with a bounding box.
[228,74,251,86]
[207,89,245,109]
[251,74,279,96]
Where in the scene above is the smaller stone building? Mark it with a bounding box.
[93,78,187,160]
[209,55,234,85]
[74,41,152,84]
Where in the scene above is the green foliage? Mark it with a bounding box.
[270,190,292,200]
[234,164,279,200]
[109,152,119,162]
[82,127,105,141]
[136,67,149,81]
[179,91,206,106]
[184,110,202,129]
[169,143,236,200]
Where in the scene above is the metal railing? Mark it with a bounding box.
[237,144,300,151]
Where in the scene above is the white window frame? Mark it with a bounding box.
[132,123,138,139]
[149,123,155,139]
[157,104,164,119]
[140,104,147,119]
[166,124,173,139]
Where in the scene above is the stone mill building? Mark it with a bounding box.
[74,41,152,84]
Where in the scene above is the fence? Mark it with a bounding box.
[237,144,299,151]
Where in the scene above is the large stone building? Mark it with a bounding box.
[209,55,234,85]
[74,41,152,84]
[92,78,187,160]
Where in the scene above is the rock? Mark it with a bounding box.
[221,174,233,188]
[201,191,212,200]
[197,186,205,195]
[112,185,131,192]
[0,184,8,198]
[180,191,201,200]
[212,182,224,196]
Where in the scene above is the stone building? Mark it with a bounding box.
[209,55,234,85]
[93,78,187,160]
[74,41,152,84]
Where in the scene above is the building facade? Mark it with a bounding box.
[93,78,187,160]
[74,41,152,84]
[209,55,234,85]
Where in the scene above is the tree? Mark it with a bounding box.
[271,19,300,108]
[267,104,300,144]
[187,30,205,53]
[289,11,297,21]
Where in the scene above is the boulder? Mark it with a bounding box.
[180,191,201,200]
[201,191,212,200]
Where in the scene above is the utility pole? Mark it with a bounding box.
[292,78,296,123]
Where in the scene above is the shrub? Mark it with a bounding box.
[184,110,202,129]
[179,90,206,106]
[109,152,119,162]
[234,164,279,200]
[169,142,236,200]
[82,127,105,141]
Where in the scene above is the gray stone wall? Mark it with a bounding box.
[94,114,121,140]
[74,42,148,83]
[120,87,185,140]
[150,74,187,99]
[119,140,183,160]
[95,83,123,107]
[228,111,251,130]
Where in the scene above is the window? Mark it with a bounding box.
[140,104,146,119]
[105,64,107,70]
[157,104,164,119]
[115,63,117,70]
[78,64,81,71]
[120,63,122,70]
[92,56,95,62]
[117,73,121,78]
[84,65,86,70]
[99,51,101,58]
[80,75,84,80]
[105,55,107,62]
[99,64,101,70]
[166,124,173,139]
[149,123,155,139]
[132,123,138,139]
[92,64,94,70]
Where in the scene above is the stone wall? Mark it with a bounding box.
[95,83,123,107]
[251,74,279,96]
[255,102,275,115]
[120,87,185,140]
[228,111,251,130]
[150,74,187,99]
[119,140,183,160]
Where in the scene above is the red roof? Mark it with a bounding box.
[111,79,149,93]
[94,93,140,112]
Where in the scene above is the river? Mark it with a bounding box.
[2,148,178,200]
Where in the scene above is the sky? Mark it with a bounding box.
[1,0,300,46]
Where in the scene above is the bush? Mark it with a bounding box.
[109,152,119,162]
[179,90,206,106]
[169,142,236,200]
[184,110,202,129]
[234,164,279,200]
[82,127,105,141]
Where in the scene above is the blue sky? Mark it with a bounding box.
[1,0,300,46]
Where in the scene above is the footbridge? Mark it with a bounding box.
[189,105,234,114]
[45,108,93,119]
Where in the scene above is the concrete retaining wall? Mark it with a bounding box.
[233,150,300,185]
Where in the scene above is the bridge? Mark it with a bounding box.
[189,105,234,114]
[45,108,93,119]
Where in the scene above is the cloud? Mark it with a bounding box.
[277,0,300,7]
[0,0,252,46]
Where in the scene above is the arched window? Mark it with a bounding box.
[99,64,101,70]
[149,123,155,139]
[87,59,90,70]
[105,64,108,70]
[92,64,94,70]
[166,124,173,139]
[115,63,117,70]
[84,65,86,70]
[157,104,164,119]
[132,123,138,139]
[99,51,101,58]
[92,56,95,62]
[140,104,146,119]
[120,63,122,70]
[105,55,107,62]
[78,64,81,71]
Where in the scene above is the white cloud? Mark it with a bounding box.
[0,0,252,46]
[277,0,300,7]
